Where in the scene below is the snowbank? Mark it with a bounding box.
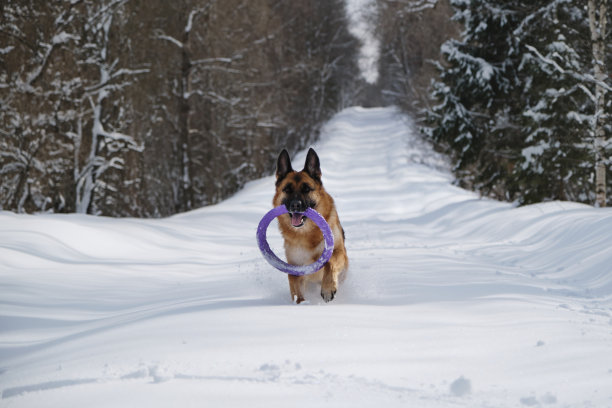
[1,107,611,407]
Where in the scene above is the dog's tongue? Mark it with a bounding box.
[291,212,304,227]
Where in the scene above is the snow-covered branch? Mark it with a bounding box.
[384,0,438,13]
[26,31,80,86]
[525,44,612,93]
[191,57,234,65]
[155,33,183,49]
[83,67,149,93]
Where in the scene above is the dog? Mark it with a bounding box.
[273,148,348,303]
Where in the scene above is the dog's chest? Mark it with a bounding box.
[285,240,324,266]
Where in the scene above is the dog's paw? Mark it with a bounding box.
[320,289,336,303]
[293,294,306,304]
[321,276,338,302]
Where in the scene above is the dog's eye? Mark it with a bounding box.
[301,184,312,194]
[283,185,293,194]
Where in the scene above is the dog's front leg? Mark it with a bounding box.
[288,275,305,304]
[320,263,337,302]
[321,249,348,302]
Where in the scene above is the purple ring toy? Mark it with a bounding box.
[257,205,334,276]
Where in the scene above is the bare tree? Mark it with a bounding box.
[1,0,360,216]
[73,0,146,214]
[155,6,206,212]
[376,0,458,116]
[0,1,78,212]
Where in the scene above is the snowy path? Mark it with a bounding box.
[1,107,612,407]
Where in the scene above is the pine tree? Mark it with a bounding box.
[426,0,525,199]
[515,0,610,205]
[428,0,611,205]
[515,2,589,203]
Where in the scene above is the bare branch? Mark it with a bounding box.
[155,33,183,49]
[384,0,438,13]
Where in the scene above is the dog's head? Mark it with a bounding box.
[274,148,323,228]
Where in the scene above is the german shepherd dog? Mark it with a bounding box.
[273,148,348,303]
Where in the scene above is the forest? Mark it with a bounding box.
[422,0,611,206]
[1,0,360,216]
[1,0,610,216]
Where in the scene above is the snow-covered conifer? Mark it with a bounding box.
[427,0,524,198]
[428,0,611,205]
[516,1,594,203]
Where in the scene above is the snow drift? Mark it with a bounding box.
[1,107,611,407]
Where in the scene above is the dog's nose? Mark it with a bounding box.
[288,199,304,213]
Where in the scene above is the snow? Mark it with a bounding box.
[51,32,78,45]
[521,142,549,172]
[346,0,379,83]
[441,42,496,87]
[1,106,612,407]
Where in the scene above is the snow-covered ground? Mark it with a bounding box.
[1,107,612,407]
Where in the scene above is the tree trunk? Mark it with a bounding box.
[178,40,193,212]
[588,0,608,207]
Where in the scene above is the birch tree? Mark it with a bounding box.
[588,0,609,207]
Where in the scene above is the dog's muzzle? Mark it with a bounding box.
[287,200,307,228]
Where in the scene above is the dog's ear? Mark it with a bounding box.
[276,149,293,182]
[303,148,321,183]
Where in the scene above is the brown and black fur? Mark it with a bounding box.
[273,148,348,303]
